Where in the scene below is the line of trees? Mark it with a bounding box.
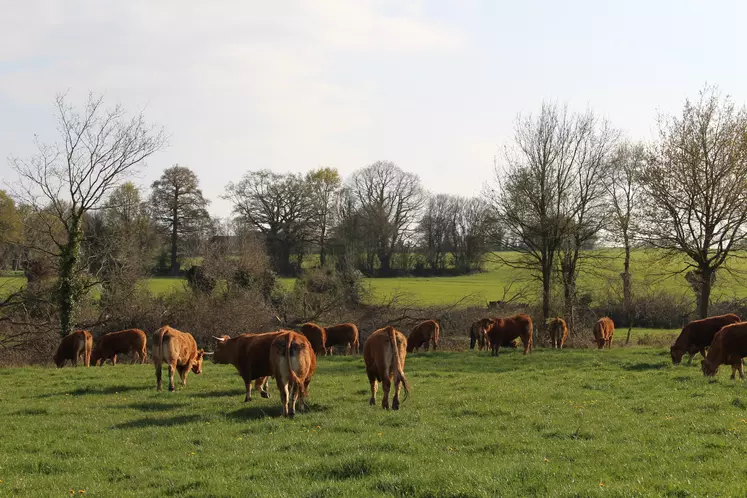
[3,85,747,340]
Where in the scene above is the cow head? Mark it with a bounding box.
[90,344,103,367]
[53,350,64,368]
[701,359,718,376]
[191,349,205,374]
[211,335,232,364]
[670,346,686,365]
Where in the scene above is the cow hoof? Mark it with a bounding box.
[169,386,175,392]
[260,391,270,399]
[392,400,400,411]
[244,397,252,402]
[288,411,295,419]
[369,397,375,406]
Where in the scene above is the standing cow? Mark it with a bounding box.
[671,313,741,365]
[299,323,327,356]
[469,320,487,350]
[407,320,439,352]
[270,330,316,418]
[483,314,533,356]
[593,317,615,349]
[701,322,747,379]
[54,330,93,368]
[364,326,410,410]
[91,329,147,366]
[212,332,283,402]
[152,326,205,392]
[324,323,360,355]
[548,317,569,349]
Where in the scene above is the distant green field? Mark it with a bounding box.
[3,249,747,307]
[3,349,747,496]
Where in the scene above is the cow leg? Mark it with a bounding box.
[381,377,391,410]
[167,361,176,392]
[522,338,530,355]
[155,361,163,391]
[72,352,79,367]
[257,377,271,398]
[85,349,91,367]
[276,378,289,417]
[368,373,377,406]
[112,355,117,367]
[740,360,745,380]
[608,337,613,349]
[392,376,401,411]
[178,365,190,386]
[288,382,299,419]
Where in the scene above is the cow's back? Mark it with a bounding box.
[241,332,281,379]
[706,322,747,366]
[679,314,742,349]
[99,329,146,355]
[300,323,326,354]
[325,323,358,345]
[153,326,197,365]
[364,327,406,379]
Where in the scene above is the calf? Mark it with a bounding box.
[702,322,747,379]
[483,314,533,356]
[324,323,360,355]
[407,320,440,352]
[300,323,327,356]
[469,320,487,350]
[364,326,410,410]
[593,317,615,349]
[548,317,569,349]
[91,329,147,366]
[671,313,741,365]
[270,331,317,418]
[54,330,93,368]
[212,331,284,402]
[152,326,205,392]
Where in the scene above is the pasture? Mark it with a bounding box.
[4,249,747,305]
[3,348,747,497]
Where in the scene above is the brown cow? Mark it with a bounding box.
[54,330,93,368]
[469,320,487,350]
[364,326,410,410]
[270,330,317,418]
[671,313,741,365]
[91,329,147,366]
[702,322,747,379]
[152,326,205,391]
[483,314,533,356]
[548,317,569,349]
[300,323,327,356]
[593,317,615,349]
[324,323,360,355]
[212,332,284,402]
[407,320,440,352]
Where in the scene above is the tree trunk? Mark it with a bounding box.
[57,215,83,337]
[541,264,552,329]
[170,204,179,276]
[379,253,391,275]
[319,226,327,267]
[698,267,713,319]
[622,241,632,344]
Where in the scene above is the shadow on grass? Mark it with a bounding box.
[111,414,204,429]
[621,362,668,371]
[36,384,151,398]
[122,402,187,412]
[188,388,244,399]
[226,403,329,420]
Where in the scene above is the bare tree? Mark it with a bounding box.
[306,167,341,267]
[349,161,424,275]
[225,170,315,276]
[418,194,456,271]
[450,196,490,273]
[605,141,645,342]
[487,102,598,326]
[9,93,165,337]
[150,165,211,276]
[640,86,747,319]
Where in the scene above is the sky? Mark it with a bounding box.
[2,0,747,218]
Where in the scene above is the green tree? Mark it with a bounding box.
[150,165,211,276]
[0,190,23,269]
[306,167,341,267]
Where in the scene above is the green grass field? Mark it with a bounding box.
[2,348,747,497]
[3,249,747,306]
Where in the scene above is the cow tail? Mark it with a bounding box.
[433,322,440,347]
[389,327,410,398]
[286,333,305,398]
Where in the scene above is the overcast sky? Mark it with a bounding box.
[2,0,747,218]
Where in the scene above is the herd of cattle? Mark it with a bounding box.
[51,312,747,417]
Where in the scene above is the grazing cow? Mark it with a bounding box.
[593,317,615,349]
[701,322,747,379]
[212,331,285,402]
[91,329,147,366]
[324,323,360,355]
[483,315,533,356]
[548,317,569,349]
[671,313,741,365]
[407,320,440,352]
[363,326,410,410]
[300,323,327,356]
[54,330,93,368]
[152,326,205,392]
[469,320,487,350]
[270,331,317,418]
